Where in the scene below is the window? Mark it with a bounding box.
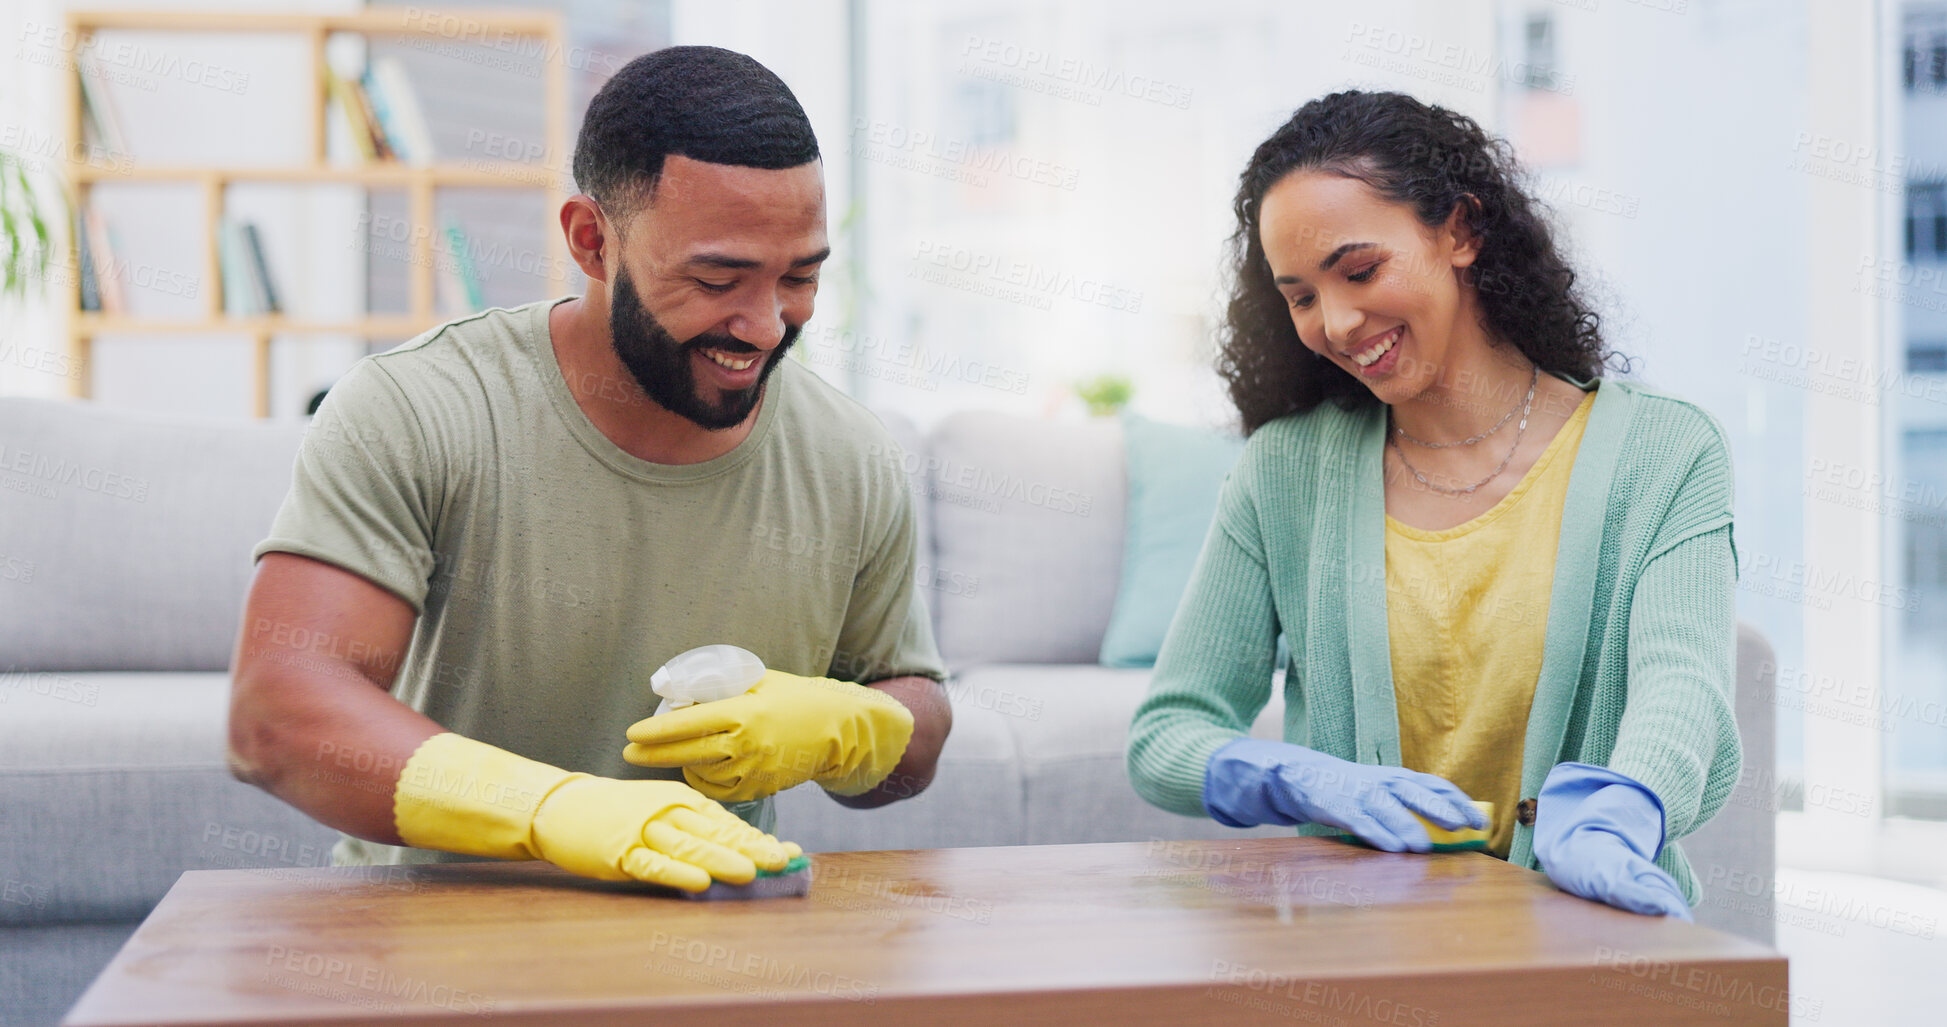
[1890,4,1947,819]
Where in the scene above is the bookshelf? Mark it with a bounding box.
[62,8,572,417]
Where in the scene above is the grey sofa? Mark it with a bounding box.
[0,395,1774,1026]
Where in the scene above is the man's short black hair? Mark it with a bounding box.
[571,45,820,221]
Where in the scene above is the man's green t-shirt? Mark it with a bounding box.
[252,296,947,866]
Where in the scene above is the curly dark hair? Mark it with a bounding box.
[1219,90,1616,433]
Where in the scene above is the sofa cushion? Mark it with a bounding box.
[0,672,338,924]
[954,664,1291,845]
[0,398,305,671]
[868,407,943,634]
[0,920,141,1027]
[1681,622,1778,945]
[926,412,1125,667]
[1099,413,1245,668]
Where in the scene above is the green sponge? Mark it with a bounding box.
[675,855,811,901]
[1332,801,1495,852]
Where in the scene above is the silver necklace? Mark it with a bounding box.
[1388,370,1537,496]
[1392,364,1537,448]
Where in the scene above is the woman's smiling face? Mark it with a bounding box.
[1257,169,1483,407]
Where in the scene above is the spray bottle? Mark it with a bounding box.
[649,644,766,711]
[643,643,811,898]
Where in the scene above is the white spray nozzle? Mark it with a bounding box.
[650,644,766,711]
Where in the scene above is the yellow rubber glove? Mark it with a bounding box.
[394,732,800,891]
[622,669,916,801]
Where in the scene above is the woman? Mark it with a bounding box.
[1127,91,1739,918]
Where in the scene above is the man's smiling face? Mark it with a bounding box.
[604,154,829,431]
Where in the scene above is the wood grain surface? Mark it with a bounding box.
[63,837,1788,1026]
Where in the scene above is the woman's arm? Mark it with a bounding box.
[1608,522,1742,841]
[1127,470,1284,817]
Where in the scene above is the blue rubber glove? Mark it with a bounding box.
[1533,762,1692,919]
[1202,738,1488,853]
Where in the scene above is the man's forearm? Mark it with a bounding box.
[228,662,443,846]
[832,675,952,808]
[229,553,439,846]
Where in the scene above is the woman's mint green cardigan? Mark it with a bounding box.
[1127,378,1742,902]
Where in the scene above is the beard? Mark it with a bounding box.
[607,264,799,431]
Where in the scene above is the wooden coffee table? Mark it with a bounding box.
[64,837,1788,1026]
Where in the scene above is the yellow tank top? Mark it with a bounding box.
[1384,390,1594,858]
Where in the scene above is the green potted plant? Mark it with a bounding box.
[1,146,63,301]
[1073,373,1134,417]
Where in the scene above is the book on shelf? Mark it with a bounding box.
[324,66,393,162]
[326,62,435,164]
[323,68,370,161]
[438,221,485,315]
[362,87,396,162]
[218,218,249,316]
[76,211,99,312]
[218,217,282,317]
[75,47,129,156]
[241,223,281,313]
[363,57,435,166]
[82,208,124,315]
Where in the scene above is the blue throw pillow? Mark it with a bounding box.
[1099,412,1245,668]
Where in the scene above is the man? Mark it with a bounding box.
[227,46,951,893]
